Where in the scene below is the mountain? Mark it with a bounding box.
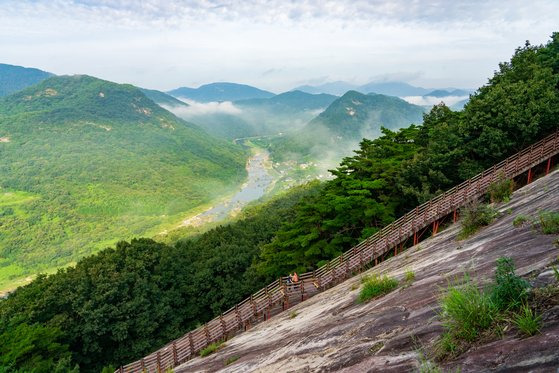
[0,75,247,291]
[360,81,430,96]
[424,88,470,97]
[235,90,337,113]
[305,90,425,141]
[0,63,53,96]
[294,81,357,96]
[141,88,188,107]
[168,82,275,102]
[267,90,425,164]
[294,81,472,98]
[167,90,337,140]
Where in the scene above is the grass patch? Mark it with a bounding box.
[358,274,398,303]
[224,355,239,366]
[439,276,497,342]
[537,211,559,234]
[436,257,534,360]
[512,214,530,227]
[513,304,542,337]
[289,311,298,319]
[490,257,529,311]
[553,267,559,282]
[404,269,416,283]
[487,176,514,203]
[457,202,498,239]
[199,341,225,357]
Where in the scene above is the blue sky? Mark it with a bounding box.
[1,0,558,92]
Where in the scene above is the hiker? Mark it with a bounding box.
[286,273,293,284]
[292,272,299,283]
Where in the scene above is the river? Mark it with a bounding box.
[181,148,276,227]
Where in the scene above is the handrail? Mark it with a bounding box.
[119,129,559,372]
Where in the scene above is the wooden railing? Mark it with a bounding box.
[119,130,559,372]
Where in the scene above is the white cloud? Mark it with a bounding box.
[164,100,242,117]
[403,95,469,107]
[0,1,558,92]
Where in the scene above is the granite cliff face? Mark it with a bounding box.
[177,170,559,373]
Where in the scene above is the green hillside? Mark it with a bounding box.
[266,90,425,162]
[140,88,189,108]
[0,75,248,290]
[168,82,275,102]
[0,63,53,97]
[307,90,424,140]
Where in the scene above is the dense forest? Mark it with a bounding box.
[0,75,248,291]
[0,34,558,372]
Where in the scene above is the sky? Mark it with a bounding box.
[1,0,558,92]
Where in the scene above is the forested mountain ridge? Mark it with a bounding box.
[140,88,189,108]
[166,90,337,140]
[168,82,275,102]
[306,90,425,140]
[235,90,337,112]
[0,63,53,97]
[0,74,248,292]
[264,90,425,163]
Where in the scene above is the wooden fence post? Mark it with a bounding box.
[172,341,178,366]
[188,333,195,357]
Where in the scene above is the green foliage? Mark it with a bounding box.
[404,270,416,283]
[513,214,530,227]
[289,311,298,319]
[358,274,398,303]
[458,202,498,239]
[0,323,75,373]
[552,267,559,282]
[438,258,532,358]
[487,176,514,203]
[224,355,240,366]
[439,276,498,343]
[199,341,224,357]
[258,126,420,277]
[490,257,529,311]
[0,185,314,372]
[537,211,559,234]
[0,75,248,289]
[513,304,542,336]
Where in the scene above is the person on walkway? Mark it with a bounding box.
[292,272,299,283]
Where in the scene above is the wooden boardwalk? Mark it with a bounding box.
[119,130,559,373]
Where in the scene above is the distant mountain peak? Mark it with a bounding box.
[168,82,275,102]
[0,63,54,97]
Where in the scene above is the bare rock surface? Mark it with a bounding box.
[176,170,559,373]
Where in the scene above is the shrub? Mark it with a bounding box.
[358,274,398,302]
[513,304,542,336]
[552,267,559,282]
[458,202,498,239]
[538,211,559,234]
[225,355,239,365]
[490,257,529,311]
[488,176,514,203]
[404,269,416,283]
[513,214,529,227]
[199,341,225,357]
[439,276,497,342]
